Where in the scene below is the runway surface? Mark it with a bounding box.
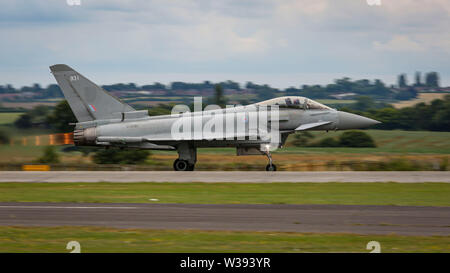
[1,171,449,183]
[0,202,449,236]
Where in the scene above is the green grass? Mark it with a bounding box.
[0,112,23,125]
[157,130,450,155]
[284,130,450,154]
[0,130,448,164]
[0,182,449,206]
[0,226,448,252]
[0,145,47,161]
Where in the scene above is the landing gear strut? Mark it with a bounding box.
[263,151,277,171]
[173,143,196,171]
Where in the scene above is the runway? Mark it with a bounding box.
[1,171,449,183]
[0,202,449,236]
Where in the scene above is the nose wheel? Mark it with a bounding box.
[263,151,277,171]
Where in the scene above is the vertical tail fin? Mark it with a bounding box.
[50,64,135,122]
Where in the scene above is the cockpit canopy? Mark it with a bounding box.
[255,96,331,110]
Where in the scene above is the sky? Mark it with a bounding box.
[1,0,449,89]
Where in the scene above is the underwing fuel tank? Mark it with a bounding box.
[73,127,97,146]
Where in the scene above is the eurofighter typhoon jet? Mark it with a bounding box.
[50,64,380,171]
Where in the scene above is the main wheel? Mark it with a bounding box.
[173,159,190,171]
[265,164,277,171]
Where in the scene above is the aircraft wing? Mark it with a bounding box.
[295,121,332,131]
[97,136,143,143]
[96,130,268,145]
[96,136,175,150]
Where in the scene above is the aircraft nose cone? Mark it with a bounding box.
[337,111,381,129]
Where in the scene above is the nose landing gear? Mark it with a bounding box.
[263,151,277,171]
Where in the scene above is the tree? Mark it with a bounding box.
[148,103,174,116]
[338,131,376,147]
[414,71,422,86]
[43,84,63,98]
[258,85,277,100]
[291,132,314,147]
[0,129,9,144]
[14,106,52,129]
[46,100,77,132]
[141,82,166,91]
[398,74,407,88]
[425,72,440,87]
[315,137,340,147]
[353,96,376,111]
[431,108,450,131]
[430,95,450,131]
[38,146,60,163]
[394,87,418,100]
[14,114,32,129]
[214,84,227,108]
[92,149,150,164]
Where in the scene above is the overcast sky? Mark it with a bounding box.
[1,0,449,88]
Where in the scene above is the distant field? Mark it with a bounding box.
[0,112,22,125]
[288,129,450,154]
[316,99,356,105]
[1,226,448,253]
[393,93,448,108]
[0,130,449,170]
[191,130,450,154]
[1,102,57,109]
[226,94,258,101]
[131,100,182,106]
[153,130,450,170]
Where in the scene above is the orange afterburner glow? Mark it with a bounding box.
[6,133,74,146]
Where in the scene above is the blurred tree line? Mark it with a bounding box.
[291,131,376,148]
[11,93,450,133]
[92,149,150,164]
[342,95,450,131]
[0,84,63,99]
[1,71,442,103]
[401,71,439,88]
[14,101,76,132]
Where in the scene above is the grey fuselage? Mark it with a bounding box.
[49,64,380,170]
[73,105,373,150]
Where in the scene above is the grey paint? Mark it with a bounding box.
[50,64,134,122]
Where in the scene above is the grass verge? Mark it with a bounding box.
[0,182,449,206]
[0,226,448,253]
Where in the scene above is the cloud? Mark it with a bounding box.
[0,0,449,87]
[373,35,424,52]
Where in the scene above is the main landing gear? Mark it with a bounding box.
[173,159,195,171]
[173,143,196,171]
[263,151,277,171]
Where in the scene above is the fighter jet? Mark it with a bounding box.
[50,64,380,171]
